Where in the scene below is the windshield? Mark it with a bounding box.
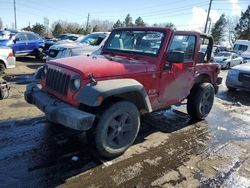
[80,33,106,46]
[233,44,248,52]
[215,52,231,57]
[58,35,78,41]
[104,30,165,56]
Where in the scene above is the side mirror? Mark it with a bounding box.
[167,51,184,63]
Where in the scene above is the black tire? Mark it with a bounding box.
[94,101,140,158]
[226,62,230,69]
[35,48,44,60]
[0,62,5,75]
[227,86,236,92]
[187,83,215,120]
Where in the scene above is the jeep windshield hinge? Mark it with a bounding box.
[88,73,97,86]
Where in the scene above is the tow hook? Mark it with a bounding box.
[88,73,97,86]
[0,81,10,100]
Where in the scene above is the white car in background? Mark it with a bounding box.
[213,52,243,69]
[241,50,250,63]
[47,32,110,61]
[0,46,15,75]
[226,63,250,91]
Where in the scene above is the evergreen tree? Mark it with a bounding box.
[135,17,145,26]
[124,14,133,27]
[22,25,32,31]
[165,22,176,30]
[211,14,227,44]
[235,5,250,40]
[113,19,122,28]
[52,23,64,38]
[32,23,46,37]
[93,25,100,32]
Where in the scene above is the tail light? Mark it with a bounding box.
[7,51,14,58]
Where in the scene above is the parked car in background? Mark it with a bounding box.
[213,51,243,69]
[213,46,228,54]
[226,63,250,91]
[0,47,15,75]
[44,37,59,53]
[233,40,250,55]
[58,33,80,41]
[47,32,110,60]
[0,31,45,59]
[241,50,250,63]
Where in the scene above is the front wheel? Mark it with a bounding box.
[187,83,215,120]
[94,101,140,158]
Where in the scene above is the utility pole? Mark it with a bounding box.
[86,13,90,33]
[44,17,49,37]
[207,17,212,34]
[204,0,212,34]
[14,0,17,29]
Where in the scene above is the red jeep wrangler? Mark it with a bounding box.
[25,27,222,158]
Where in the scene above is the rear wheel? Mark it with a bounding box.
[187,83,215,120]
[0,62,5,75]
[94,101,140,158]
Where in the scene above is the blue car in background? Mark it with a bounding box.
[0,30,45,59]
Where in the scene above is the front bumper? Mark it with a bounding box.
[24,83,95,131]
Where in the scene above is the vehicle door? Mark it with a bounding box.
[26,33,39,53]
[12,33,28,54]
[159,34,197,105]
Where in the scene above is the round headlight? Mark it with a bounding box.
[74,78,81,90]
[70,76,81,92]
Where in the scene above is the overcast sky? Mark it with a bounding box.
[0,0,249,31]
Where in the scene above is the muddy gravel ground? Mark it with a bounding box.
[0,58,250,188]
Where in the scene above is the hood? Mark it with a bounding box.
[48,55,151,78]
[232,63,250,72]
[50,42,98,51]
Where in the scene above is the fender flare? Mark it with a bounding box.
[0,58,7,68]
[76,79,152,113]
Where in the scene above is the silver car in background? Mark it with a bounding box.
[0,46,15,74]
[47,32,110,61]
[226,63,250,91]
[214,52,243,69]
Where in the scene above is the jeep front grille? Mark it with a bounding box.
[45,68,70,96]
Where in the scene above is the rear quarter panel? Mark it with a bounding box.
[195,63,220,84]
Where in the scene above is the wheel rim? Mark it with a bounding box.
[105,112,134,149]
[199,89,213,116]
